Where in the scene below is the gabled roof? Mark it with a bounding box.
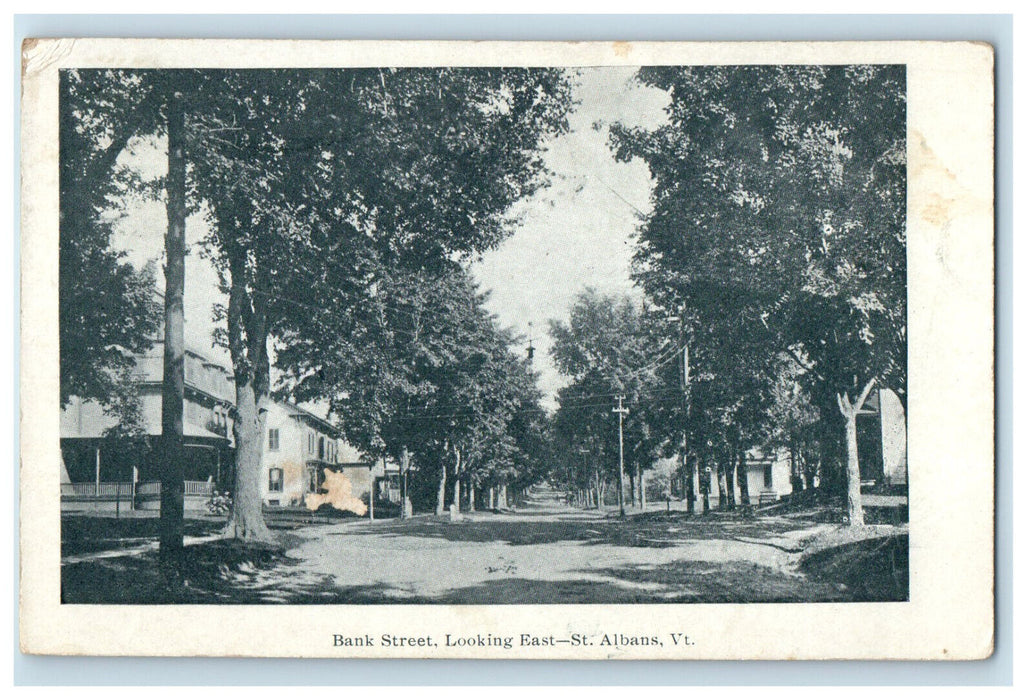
[280,400,339,436]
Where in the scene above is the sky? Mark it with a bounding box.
[471,67,669,406]
[109,67,671,410]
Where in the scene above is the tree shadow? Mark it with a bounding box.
[61,515,224,558]
[61,513,892,605]
[329,510,818,551]
[62,541,336,604]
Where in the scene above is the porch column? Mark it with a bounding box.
[95,445,101,497]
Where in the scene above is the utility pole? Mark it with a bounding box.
[612,395,629,518]
[578,446,591,508]
[668,313,696,516]
[681,342,696,515]
[159,81,186,571]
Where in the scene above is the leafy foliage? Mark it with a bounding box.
[59,70,163,408]
[62,67,572,524]
[611,65,906,405]
[610,65,906,505]
[548,289,679,494]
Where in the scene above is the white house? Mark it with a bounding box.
[858,388,907,485]
[696,448,793,507]
[260,400,394,514]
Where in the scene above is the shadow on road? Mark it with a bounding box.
[336,509,817,551]
[60,488,908,605]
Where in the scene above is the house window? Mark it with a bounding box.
[210,406,227,434]
[268,467,284,493]
[318,436,325,461]
[308,432,315,455]
[268,428,280,451]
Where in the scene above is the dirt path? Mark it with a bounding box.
[268,486,851,603]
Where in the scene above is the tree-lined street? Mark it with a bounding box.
[59,64,907,604]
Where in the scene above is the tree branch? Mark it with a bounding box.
[852,376,879,412]
[781,348,825,382]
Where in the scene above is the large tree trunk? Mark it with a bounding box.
[838,378,878,527]
[725,453,737,510]
[637,464,645,509]
[158,85,186,568]
[790,445,802,493]
[700,462,711,515]
[737,450,750,506]
[842,413,864,525]
[717,462,728,510]
[222,240,276,545]
[684,444,696,515]
[225,379,275,543]
[457,448,465,508]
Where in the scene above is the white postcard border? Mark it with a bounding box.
[19,39,995,660]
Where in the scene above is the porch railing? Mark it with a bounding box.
[61,480,214,499]
[136,481,161,496]
[184,480,214,496]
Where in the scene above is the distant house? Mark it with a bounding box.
[259,400,394,514]
[696,449,793,507]
[693,387,907,507]
[60,341,235,511]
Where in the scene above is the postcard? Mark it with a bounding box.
[20,39,994,659]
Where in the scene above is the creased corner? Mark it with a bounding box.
[22,38,76,77]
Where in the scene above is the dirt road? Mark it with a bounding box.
[61,485,906,604]
[239,486,858,603]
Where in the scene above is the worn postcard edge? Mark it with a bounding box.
[19,39,995,660]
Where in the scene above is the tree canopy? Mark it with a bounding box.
[59,69,163,408]
[548,289,680,506]
[610,64,906,519]
[61,67,573,533]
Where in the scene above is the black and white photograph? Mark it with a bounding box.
[20,39,994,659]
